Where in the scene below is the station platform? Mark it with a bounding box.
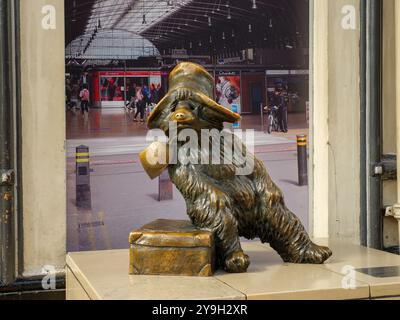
[66,239,400,300]
[66,108,308,140]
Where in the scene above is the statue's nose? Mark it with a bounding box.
[173,112,187,121]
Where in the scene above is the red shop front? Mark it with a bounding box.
[92,71,167,108]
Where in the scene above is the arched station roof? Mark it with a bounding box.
[65,0,308,60]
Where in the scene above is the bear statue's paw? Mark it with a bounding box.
[174,88,192,101]
[298,243,332,264]
[223,251,250,273]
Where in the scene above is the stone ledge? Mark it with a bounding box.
[66,239,400,300]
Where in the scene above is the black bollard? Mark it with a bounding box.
[297,135,308,186]
[76,145,92,209]
[158,170,173,201]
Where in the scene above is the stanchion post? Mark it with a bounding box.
[76,145,92,209]
[297,135,308,186]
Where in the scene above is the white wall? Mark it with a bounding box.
[20,0,66,277]
[310,0,329,238]
[311,0,361,242]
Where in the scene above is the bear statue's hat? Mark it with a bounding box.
[147,62,241,127]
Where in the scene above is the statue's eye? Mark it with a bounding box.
[188,102,198,111]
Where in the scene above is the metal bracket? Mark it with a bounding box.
[1,170,15,187]
[385,206,394,217]
[386,205,400,220]
[372,154,396,180]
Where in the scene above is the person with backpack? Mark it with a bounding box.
[134,86,145,123]
[141,84,151,107]
[79,84,90,115]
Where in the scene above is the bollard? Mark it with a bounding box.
[260,103,265,132]
[158,170,173,201]
[297,135,308,186]
[76,145,92,209]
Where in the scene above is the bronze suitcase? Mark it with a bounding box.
[129,219,215,277]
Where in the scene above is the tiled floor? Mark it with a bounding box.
[66,239,400,300]
[66,108,308,140]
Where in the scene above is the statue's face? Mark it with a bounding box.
[169,101,196,131]
[156,99,225,137]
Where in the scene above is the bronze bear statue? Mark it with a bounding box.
[140,62,332,273]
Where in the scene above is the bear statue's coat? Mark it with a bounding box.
[141,62,332,273]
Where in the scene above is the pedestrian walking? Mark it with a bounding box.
[141,84,151,107]
[134,87,145,122]
[274,89,288,133]
[280,91,289,133]
[79,84,90,115]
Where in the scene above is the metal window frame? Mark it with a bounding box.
[360,0,383,249]
[0,0,18,287]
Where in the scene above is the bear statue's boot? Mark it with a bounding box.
[213,216,250,273]
[260,203,332,264]
[222,249,250,273]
